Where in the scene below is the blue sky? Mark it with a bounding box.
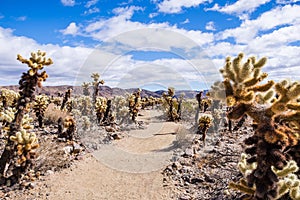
[0,0,300,90]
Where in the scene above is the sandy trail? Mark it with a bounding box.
[19,110,180,200]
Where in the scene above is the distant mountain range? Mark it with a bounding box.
[0,85,208,99]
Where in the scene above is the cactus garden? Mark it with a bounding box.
[0,49,298,200]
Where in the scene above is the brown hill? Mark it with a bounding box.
[0,85,203,99]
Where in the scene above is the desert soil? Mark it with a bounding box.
[6,109,185,200]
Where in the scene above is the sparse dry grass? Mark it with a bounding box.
[44,103,69,125]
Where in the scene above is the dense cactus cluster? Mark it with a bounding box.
[209,53,300,199]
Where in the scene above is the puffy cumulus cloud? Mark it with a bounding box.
[60,22,79,35]
[61,0,75,7]
[207,0,271,19]
[157,0,210,14]
[0,26,92,86]
[247,25,300,50]
[219,4,300,43]
[205,21,216,31]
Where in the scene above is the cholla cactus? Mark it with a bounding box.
[128,89,141,122]
[0,88,19,110]
[197,113,213,145]
[111,95,129,124]
[162,87,181,122]
[230,154,300,199]
[82,82,90,96]
[81,116,91,130]
[0,109,33,133]
[51,96,62,107]
[0,50,52,186]
[202,98,212,112]
[95,96,107,124]
[0,107,16,127]
[58,116,76,141]
[76,95,92,116]
[91,73,104,106]
[209,53,300,199]
[33,94,49,128]
[9,129,39,167]
[60,88,72,112]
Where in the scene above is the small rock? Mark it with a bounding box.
[63,146,73,154]
[172,161,182,170]
[45,170,54,176]
[28,183,35,189]
[190,177,204,184]
[105,126,116,132]
[112,133,122,140]
[72,142,82,154]
[184,148,193,157]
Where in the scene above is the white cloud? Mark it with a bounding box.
[60,22,79,35]
[181,19,190,24]
[207,0,271,19]
[276,0,300,4]
[149,13,158,18]
[219,4,300,43]
[158,0,210,14]
[85,0,98,8]
[83,7,100,15]
[61,0,75,7]
[16,16,27,21]
[247,25,300,50]
[205,21,216,31]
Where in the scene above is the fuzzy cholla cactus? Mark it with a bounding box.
[17,50,52,87]
[0,50,52,186]
[230,154,300,199]
[91,73,104,106]
[58,116,76,141]
[95,96,107,124]
[197,113,213,145]
[209,53,300,199]
[128,89,141,122]
[0,108,33,132]
[9,129,39,168]
[33,94,49,128]
[0,88,19,110]
[162,87,181,122]
[82,82,90,96]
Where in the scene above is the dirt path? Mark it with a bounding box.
[14,110,182,200]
